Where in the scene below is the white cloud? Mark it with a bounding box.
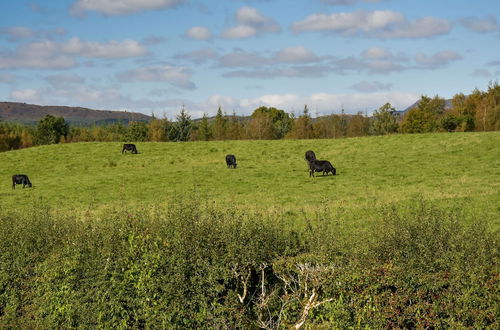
[414,51,462,69]
[117,65,196,90]
[459,16,500,33]
[10,89,43,102]
[0,38,148,69]
[174,48,217,64]
[71,0,186,16]
[275,46,319,63]
[292,10,451,39]
[185,26,212,40]
[61,37,148,58]
[471,69,493,77]
[361,47,392,60]
[0,26,67,41]
[218,50,270,67]
[222,6,281,39]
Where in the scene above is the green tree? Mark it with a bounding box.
[401,95,445,133]
[126,121,148,142]
[213,106,228,140]
[373,103,399,135]
[286,105,314,139]
[251,106,292,139]
[34,115,69,145]
[148,118,170,142]
[197,113,212,141]
[168,106,192,141]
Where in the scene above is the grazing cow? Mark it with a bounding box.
[225,154,237,168]
[122,143,138,154]
[308,160,336,177]
[304,150,316,162]
[12,174,32,189]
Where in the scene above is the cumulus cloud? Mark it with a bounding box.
[292,10,451,39]
[0,26,66,42]
[275,46,320,63]
[459,16,500,33]
[71,0,186,16]
[61,37,148,58]
[185,26,212,40]
[10,89,43,102]
[174,48,217,64]
[218,50,270,67]
[220,47,460,78]
[117,65,196,90]
[0,38,148,69]
[222,6,281,39]
[414,51,462,69]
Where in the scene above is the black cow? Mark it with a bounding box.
[308,160,336,177]
[225,154,237,168]
[12,174,32,189]
[122,143,138,154]
[304,150,316,162]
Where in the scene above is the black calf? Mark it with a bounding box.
[12,174,32,189]
[225,154,237,168]
[122,143,138,154]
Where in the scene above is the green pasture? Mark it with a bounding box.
[1,132,499,222]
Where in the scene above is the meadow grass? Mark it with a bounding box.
[0,132,498,225]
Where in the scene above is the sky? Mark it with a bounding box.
[0,0,499,119]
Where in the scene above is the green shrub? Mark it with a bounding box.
[0,199,497,328]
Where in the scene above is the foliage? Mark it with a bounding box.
[168,106,192,142]
[401,95,445,133]
[0,199,497,328]
[286,105,314,139]
[373,103,399,135]
[33,115,69,145]
[197,113,212,141]
[213,106,228,140]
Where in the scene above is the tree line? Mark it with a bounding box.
[1,82,498,152]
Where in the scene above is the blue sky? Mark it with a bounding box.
[1,0,499,118]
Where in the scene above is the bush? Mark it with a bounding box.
[0,199,497,328]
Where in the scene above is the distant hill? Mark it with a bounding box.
[402,98,453,113]
[0,102,151,125]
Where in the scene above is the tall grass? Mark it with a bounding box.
[0,198,497,328]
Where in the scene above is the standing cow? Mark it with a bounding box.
[12,174,32,189]
[307,160,336,177]
[122,143,138,154]
[304,150,316,162]
[225,154,237,168]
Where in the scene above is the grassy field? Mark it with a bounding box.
[1,132,499,222]
[1,132,499,328]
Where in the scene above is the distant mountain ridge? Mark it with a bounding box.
[0,102,152,125]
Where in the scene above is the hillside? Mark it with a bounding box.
[0,102,152,125]
[1,132,498,223]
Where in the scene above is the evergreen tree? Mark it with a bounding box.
[168,106,192,141]
[198,113,212,141]
[373,103,399,135]
[213,106,228,140]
